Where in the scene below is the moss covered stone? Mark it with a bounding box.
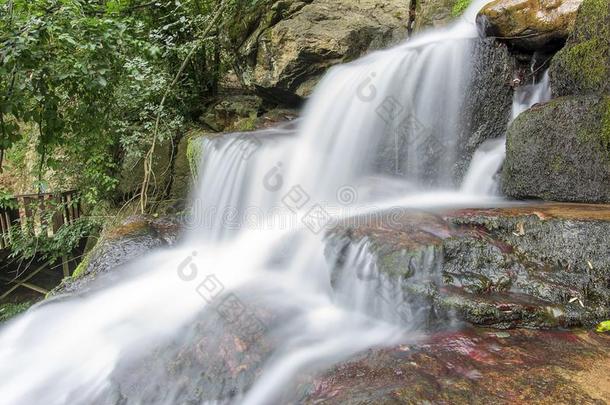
[333,204,610,329]
[502,95,610,202]
[549,0,610,97]
[413,0,463,32]
[185,131,217,179]
[451,0,472,17]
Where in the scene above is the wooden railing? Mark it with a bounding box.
[0,190,81,250]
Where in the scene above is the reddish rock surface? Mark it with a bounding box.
[302,328,610,404]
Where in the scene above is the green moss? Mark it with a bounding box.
[550,154,566,174]
[71,252,92,279]
[378,250,413,278]
[550,0,609,96]
[232,113,258,132]
[554,39,608,90]
[576,96,610,154]
[186,135,205,179]
[451,0,472,17]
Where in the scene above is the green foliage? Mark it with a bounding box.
[0,188,17,209]
[0,0,266,263]
[0,301,33,323]
[597,320,610,333]
[451,0,472,17]
[1,0,134,199]
[71,251,92,279]
[0,0,251,205]
[8,199,102,264]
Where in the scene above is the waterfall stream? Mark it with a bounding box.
[0,1,549,404]
[461,71,551,194]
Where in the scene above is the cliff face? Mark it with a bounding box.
[231,0,410,104]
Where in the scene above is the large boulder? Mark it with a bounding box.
[502,95,610,202]
[117,139,174,200]
[49,216,181,297]
[549,0,610,97]
[234,0,409,103]
[502,0,610,203]
[477,0,583,53]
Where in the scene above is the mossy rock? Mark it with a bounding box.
[502,95,610,202]
[414,0,464,32]
[200,95,263,132]
[168,128,213,205]
[335,204,610,329]
[185,131,220,179]
[549,0,610,97]
[49,216,181,297]
[117,140,173,198]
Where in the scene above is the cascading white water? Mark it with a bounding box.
[0,1,526,404]
[461,71,551,194]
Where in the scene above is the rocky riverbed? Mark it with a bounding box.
[300,327,610,404]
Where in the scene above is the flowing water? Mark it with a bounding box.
[461,71,551,194]
[0,2,551,404]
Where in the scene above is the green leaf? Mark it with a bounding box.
[596,320,610,333]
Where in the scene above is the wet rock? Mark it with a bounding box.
[477,0,583,53]
[456,38,516,181]
[101,305,274,404]
[50,216,181,296]
[234,0,409,103]
[117,139,174,200]
[549,0,610,97]
[502,95,610,203]
[300,328,610,404]
[200,95,263,132]
[413,0,466,32]
[333,204,610,329]
[168,129,205,207]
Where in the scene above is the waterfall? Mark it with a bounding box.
[0,1,519,404]
[461,71,551,194]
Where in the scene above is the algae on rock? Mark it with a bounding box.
[502,95,610,202]
[549,0,610,97]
